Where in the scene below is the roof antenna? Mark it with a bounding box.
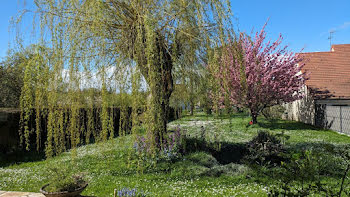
[328,30,335,50]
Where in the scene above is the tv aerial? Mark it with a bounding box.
[328,30,336,49]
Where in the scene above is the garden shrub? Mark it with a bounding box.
[268,150,328,196]
[245,130,288,166]
[45,166,86,193]
[261,105,286,120]
[269,146,350,196]
[289,142,347,177]
[132,126,187,172]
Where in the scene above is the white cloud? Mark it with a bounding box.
[329,21,350,32]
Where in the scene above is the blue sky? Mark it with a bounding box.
[0,0,18,58]
[1,0,350,59]
[231,0,350,53]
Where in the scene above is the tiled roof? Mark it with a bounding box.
[299,44,350,99]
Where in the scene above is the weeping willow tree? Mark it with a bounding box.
[17,0,232,156]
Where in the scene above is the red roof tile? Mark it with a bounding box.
[299,44,350,99]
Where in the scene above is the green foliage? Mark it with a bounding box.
[197,69,215,115]
[101,81,110,141]
[169,84,187,111]
[18,45,49,151]
[210,163,250,177]
[14,0,234,157]
[45,166,86,193]
[131,126,187,173]
[186,152,219,168]
[0,51,25,108]
[245,131,288,166]
[0,46,49,151]
[0,46,47,108]
[261,105,286,121]
[171,54,207,115]
[268,147,350,196]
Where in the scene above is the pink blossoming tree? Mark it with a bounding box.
[215,25,306,124]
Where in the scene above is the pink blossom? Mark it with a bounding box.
[211,24,306,123]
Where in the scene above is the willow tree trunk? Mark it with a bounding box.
[190,101,194,115]
[149,75,173,143]
[145,65,173,149]
[138,32,174,149]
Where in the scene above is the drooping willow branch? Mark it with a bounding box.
[17,0,233,157]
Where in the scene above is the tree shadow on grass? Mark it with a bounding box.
[183,137,248,165]
[211,142,248,164]
[258,120,319,131]
[215,113,250,120]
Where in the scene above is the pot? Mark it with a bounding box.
[40,182,88,197]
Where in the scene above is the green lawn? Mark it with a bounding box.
[1,112,350,196]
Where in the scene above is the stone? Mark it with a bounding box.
[27,194,45,197]
[0,192,29,197]
[0,191,45,197]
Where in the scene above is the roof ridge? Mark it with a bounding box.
[301,44,350,98]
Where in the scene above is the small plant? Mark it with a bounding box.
[261,105,286,121]
[268,151,326,196]
[134,127,186,160]
[200,126,206,141]
[245,130,287,166]
[114,187,147,197]
[132,126,187,172]
[269,146,350,196]
[44,166,87,193]
[335,145,350,196]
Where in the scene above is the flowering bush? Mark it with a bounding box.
[115,187,146,197]
[133,126,186,162]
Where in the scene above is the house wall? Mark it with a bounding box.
[283,86,315,125]
[284,92,350,135]
[315,100,350,135]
